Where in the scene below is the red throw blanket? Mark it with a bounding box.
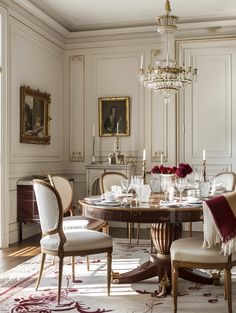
[203,192,236,255]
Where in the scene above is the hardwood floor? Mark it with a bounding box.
[0,227,147,275]
[0,228,196,275]
[0,234,41,274]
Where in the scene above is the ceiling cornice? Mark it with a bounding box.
[13,0,69,37]
[2,0,236,48]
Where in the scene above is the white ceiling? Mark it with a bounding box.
[28,0,236,32]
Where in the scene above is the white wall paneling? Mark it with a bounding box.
[6,16,65,244]
[6,1,236,244]
[9,19,63,164]
[69,55,85,162]
[178,39,236,173]
[90,51,146,161]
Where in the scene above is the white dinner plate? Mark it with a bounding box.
[185,200,203,205]
[99,200,121,206]
[159,200,178,207]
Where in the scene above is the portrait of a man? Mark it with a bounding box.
[98,97,130,137]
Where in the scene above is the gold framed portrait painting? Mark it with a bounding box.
[98,96,130,137]
[20,86,51,145]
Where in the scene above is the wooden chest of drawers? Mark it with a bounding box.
[17,176,47,241]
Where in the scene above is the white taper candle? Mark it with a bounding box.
[203,149,206,161]
[143,149,146,161]
[92,124,95,137]
[160,153,163,165]
[140,53,144,69]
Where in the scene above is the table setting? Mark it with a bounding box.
[84,155,230,210]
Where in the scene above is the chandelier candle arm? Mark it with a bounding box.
[92,125,96,164]
[140,53,144,70]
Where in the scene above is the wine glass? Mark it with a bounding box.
[175,177,187,201]
[193,171,202,189]
[161,177,170,202]
[121,179,130,196]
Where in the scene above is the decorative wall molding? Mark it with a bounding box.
[0,6,10,248]
[177,38,236,172]
[69,54,85,162]
[91,51,144,158]
[9,22,63,163]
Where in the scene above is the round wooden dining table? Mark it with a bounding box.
[79,195,216,295]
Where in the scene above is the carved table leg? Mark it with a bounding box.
[150,222,183,295]
[112,222,217,290]
[112,222,182,288]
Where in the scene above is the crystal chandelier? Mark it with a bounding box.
[138,0,197,104]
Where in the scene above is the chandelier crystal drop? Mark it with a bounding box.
[137,0,197,104]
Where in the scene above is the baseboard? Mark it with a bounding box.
[9,222,41,244]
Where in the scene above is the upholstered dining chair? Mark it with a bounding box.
[212,172,236,191]
[99,171,140,243]
[188,172,236,237]
[33,180,113,304]
[48,175,108,233]
[171,236,235,313]
[49,175,108,270]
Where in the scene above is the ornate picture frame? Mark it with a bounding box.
[20,86,51,145]
[98,96,130,137]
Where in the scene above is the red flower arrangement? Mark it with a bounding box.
[151,163,193,178]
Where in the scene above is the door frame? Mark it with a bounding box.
[0,6,9,248]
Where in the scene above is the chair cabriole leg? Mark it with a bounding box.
[58,257,64,305]
[72,256,75,281]
[35,252,46,290]
[172,261,178,313]
[225,267,232,313]
[86,255,90,271]
[107,252,112,296]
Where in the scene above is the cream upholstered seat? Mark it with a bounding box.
[49,175,108,233]
[170,236,236,313]
[212,172,236,191]
[33,180,112,304]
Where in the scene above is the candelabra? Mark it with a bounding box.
[114,136,120,152]
[142,160,146,184]
[202,160,207,182]
[91,135,96,164]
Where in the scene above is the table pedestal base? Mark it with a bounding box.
[111,254,219,295]
[112,222,219,295]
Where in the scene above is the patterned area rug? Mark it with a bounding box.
[0,239,235,313]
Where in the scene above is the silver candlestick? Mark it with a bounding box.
[91,135,96,164]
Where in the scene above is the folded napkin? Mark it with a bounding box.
[203,192,236,255]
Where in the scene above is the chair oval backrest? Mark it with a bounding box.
[212,172,236,191]
[99,172,128,193]
[49,176,73,214]
[33,180,62,234]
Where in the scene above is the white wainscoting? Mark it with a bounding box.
[9,18,63,164]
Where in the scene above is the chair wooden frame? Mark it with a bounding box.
[171,248,234,313]
[33,180,112,304]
